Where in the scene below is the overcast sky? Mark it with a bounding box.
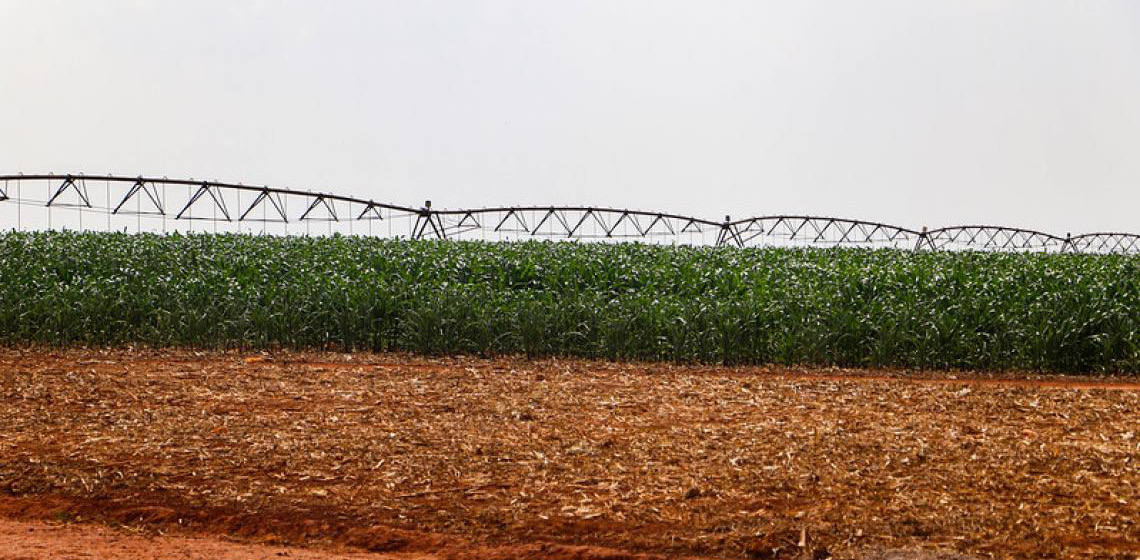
[2,1,1138,235]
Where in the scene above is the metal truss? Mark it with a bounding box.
[2,173,418,226]
[722,216,921,248]
[1,174,1137,254]
[1067,233,1140,254]
[923,226,1065,252]
[429,206,721,240]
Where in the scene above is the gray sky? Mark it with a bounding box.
[3,0,1139,235]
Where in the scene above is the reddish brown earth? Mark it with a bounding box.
[0,517,420,560]
[0,516,983,560]
[0,349,1136,560]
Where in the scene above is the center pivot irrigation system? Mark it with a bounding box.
[1,173,1137,253]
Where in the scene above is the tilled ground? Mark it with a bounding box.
[0,349,1135,560]
[0,517,417,560]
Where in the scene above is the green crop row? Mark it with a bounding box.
[1,230,1137,372]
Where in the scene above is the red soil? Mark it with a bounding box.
[0,517,417,560]
[0,349,1135,560]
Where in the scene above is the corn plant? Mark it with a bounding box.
[1,231,1137,373]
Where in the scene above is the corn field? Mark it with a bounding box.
[2,231,1137,372]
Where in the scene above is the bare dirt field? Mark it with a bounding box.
[0,517,421,560]
[0,349,1135,559]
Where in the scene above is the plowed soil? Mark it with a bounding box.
[0,349,1136,560]
[0,517,420,560]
